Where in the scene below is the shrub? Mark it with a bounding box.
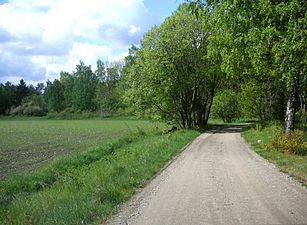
[268,130,307,155]
[9,105,25,115]
[47,108,99,119]
[23,105,46,116]
[295,109,307,130]
[211,90,240,123]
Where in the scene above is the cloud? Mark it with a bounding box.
[0,0,159,84]
[0,26,13,42]
[0,51,46,83]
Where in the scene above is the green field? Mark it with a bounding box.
[0,117,168,179]
[0,117,199,225]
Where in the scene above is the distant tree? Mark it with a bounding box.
[72,61,99,111]
[35,83,45,94]
[0,82,16,114]
[44,79,65,112]
[15,79,29,106]
[23,94,46,109]
[95,59,106,83]
[60,71,75,108]
[96,60,124,114]
[211,90,240,123]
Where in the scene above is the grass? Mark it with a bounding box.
[0,129,199,225]
[0,117,168,179]
[241,123,307,186]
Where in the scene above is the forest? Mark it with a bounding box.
[0,0,306,134]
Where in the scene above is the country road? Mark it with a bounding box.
[107,126,307,225]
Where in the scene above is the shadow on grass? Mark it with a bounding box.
[204,124,251,134]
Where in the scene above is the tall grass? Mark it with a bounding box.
[0,129,199,225]
[242,123,307,186]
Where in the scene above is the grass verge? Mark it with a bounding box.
[0,129,199,225]
[241,124,307,186]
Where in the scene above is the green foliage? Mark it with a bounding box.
[0,82,16,114]
[9,105,25,115]
[96,61,125,115]
[44,79,65,112]
[239,79,285,121]
[23,94,46,109]
[124,4,221,128]
[60,71,75,108]
[0,129,199,225]
[211,90,240,123]
[47,108,99,119]
[15,79,30,106]
[0,80,43,115]
[72,61,99,111]
[186,0,307,132]
[295,109,307,130]
[22,105,46,117]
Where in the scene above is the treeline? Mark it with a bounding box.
[0,1,306,133]
[122,1,306,133]
[0,80,45,116]
[0,60,125,117]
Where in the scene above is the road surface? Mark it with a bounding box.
[106,126,307,225]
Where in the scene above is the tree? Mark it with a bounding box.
[187,0,307,133]
[35,83,45,94]
[244,0,307,133]
[15,79,29,106]
[44,79,65,112]
[0,82,16,114]
[97,60,124,114]
[125,4,221,128]
[211,90,240,123]
[72,61,98,111]
[95,59,106,83]
[60,71,75,108]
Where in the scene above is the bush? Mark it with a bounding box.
[268,130,307,155]
[47,108,99,119]
[211,90,240,123]
[295,109,307,130]
[23,106,46,116]
[9,105,25,115]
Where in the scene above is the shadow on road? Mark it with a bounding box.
[205,124,250,134]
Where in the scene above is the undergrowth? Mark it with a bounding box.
[269,130,307,155]
[242,123,307,186]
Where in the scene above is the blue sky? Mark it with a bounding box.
[0,0,184,84]
[145,0,184,19]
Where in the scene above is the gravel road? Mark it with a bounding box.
[107,126,307,225]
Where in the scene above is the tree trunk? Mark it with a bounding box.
[285,82,296,134]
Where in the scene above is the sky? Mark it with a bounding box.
[0,0,184,84]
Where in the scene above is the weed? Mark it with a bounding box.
[268,130,307,155]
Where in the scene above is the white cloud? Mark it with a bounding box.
[0,0,159,84]
[129,25,141,35]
